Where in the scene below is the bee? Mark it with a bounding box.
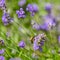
[30,33,46,46]
[30,36,36,43]
[0,40,4,45]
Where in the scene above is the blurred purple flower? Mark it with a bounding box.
[31,20,41,30]
[33,41,39,50]
[0,49,4,54]
[41,15,56,30]
[32,4,39,12]
[26,4,38,16]
[18,40,25,48]
[0,0,5,8]
[40,23,48,31]
[0,0,6,11]
[33,33,45,52]
[16,8,26,18]
[2,12,13,26]
[26,4,33,12]
[33,33,45,51]
[31,14,56,31]
[0,56,5,60]
[45,3,52,12]
[33,38,43,51]
[32,23,41,30]
[18,0,26,7]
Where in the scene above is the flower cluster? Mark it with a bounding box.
[0,39,5,60]
[16,8,26,18]
[45,3,52,13]
[31,20,40,30]
[31,3,56,31]
[41,15,56,30]
[0,0,14,26]
[2,12,13,26]
[0,0,5,9]
[18,0,26,7]
[0,0,14,59]
[18,40,25,48]
[33,33,46,51]
[26,4,39,16]
[0,49,4,54]
[16,1,39,18]
[0,0,60,60]
[0,56,5,60]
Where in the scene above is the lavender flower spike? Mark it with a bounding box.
[26,4,39,16]
[2,12,13,26]
[33,33,46,51]
[31,20,41,30]
[18,40,25,48]
[16,8,26,18]
[0,0,5,8]
[45,3,52,12]
[0,56,5,60]
[0,49,4,54]
[18,0,26,7]
[32,4,39,12]
[33,42,39,50]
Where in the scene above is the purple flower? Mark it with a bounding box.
[0,56,5,60]
[41,15,56,30]
[45,3,52,12]
[0,49,4,54]
[2,12,13,25]
[32,23,41,30]
[31,15,56,31]
[26,4,33,12]
[40,23,48,31]
[32,4,39,12]
[33,41,39,50]
[16,8,25,18]
[26,4,38,16]
[2,13,8,25]
[31,20,41,30]
[33,33,45,51]
[0,0,5,8]
[18,0,26,7]
[0,0,6,11]
[18,40,25,48]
